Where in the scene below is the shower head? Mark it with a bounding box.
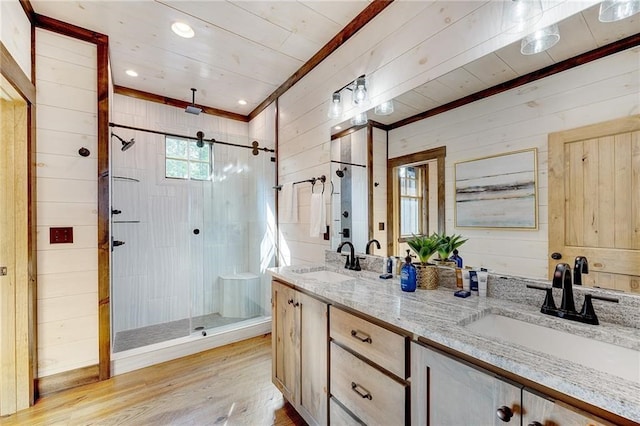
[186,88,202,115]
[336,167,347,178]
[111,133,136,152]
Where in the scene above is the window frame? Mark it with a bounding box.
[397,165,428,240]
[164,136,213,181]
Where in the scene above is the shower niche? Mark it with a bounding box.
[110,125,275,355]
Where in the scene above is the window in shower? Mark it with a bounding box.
[165,136,212,180]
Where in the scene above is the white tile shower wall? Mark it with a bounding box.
[388,48,639,279]
[112,94,273,333]
[35,29,98,378]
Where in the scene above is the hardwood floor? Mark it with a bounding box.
[1,334,306,425]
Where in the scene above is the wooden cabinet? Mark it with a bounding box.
[411,342,521,425]
[412,342,614,426]
[272,280,328,426]
[329,306,408,425]
[522,389,613,426]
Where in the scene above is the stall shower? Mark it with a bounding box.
[110,126,275,354]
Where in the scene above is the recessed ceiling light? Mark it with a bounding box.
[125,69,138,77]
[238,99,247,105]
[171,22,194,39]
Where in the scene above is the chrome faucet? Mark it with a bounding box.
[573,256,588,285]
[337,241,360,270]
[365,239,381,255]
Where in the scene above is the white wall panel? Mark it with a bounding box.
[0,0,31,80]
[36,29,99,378]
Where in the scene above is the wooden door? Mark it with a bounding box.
[299,292,328,426]
[522,388,613,426]
[0,80,31,414]
[548,116,640,292]
[271,281,299,403]
[411,342,522,425]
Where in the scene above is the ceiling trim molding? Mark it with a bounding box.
[113,85,250,123]
[390,32,640,130]
[248,0,395,121]
[34,13,108,45]
[19,0,35,23]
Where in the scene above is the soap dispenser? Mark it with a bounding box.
[400,250,417,292]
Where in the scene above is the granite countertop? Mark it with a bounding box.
[268,264,640,423]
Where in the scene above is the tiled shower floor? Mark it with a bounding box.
[113,313,251,352]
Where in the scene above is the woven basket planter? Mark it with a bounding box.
[416,264,439,290]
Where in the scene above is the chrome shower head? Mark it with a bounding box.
[111,133,135,152]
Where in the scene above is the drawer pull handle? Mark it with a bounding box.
[351,382,372,400]
[350,329,372,344]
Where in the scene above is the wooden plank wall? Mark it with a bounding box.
[275,1,594,265]
[0,0,32,81]
[387,48,639,279]
[35,29,99,378]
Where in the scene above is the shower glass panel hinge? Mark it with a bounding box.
[1,266,7,276]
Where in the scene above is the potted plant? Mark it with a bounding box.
[434,232,467,267]
[406,234,440,289]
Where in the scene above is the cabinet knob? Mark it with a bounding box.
[496,406,513,422]
[528,422,542,426]
[287,299,294,305]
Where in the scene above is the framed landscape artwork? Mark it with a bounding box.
[454,149,537,229]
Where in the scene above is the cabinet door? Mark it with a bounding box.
[299,292,328,425]
[522,389,614,426]
[411,342,522,426]
[272,281,299,403]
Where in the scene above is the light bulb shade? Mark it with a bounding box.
[327,92,343,119]
[501,0,543,33]
[598,0,640,22]
[352,76,369,106]
[350,112,368,126]
[374,100,394,116]
[520,24,560,55]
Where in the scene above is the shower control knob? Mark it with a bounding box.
[113,240,125,247]
[193,229,200,235]
[111,209,122,215]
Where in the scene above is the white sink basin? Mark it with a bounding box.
[465,313,640,384]
[299,269,354,283]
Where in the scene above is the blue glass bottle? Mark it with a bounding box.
[400,250,417,292]
[451,249,463,268]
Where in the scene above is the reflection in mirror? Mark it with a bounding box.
[388,147,445,258]
[330,126,368,252]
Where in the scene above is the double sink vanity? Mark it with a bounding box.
[269,254,640,425]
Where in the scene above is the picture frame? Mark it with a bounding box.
[454,148,538,229]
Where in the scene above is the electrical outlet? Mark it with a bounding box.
[50,227,73,244]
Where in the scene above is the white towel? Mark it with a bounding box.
[280,183,298,223]
[309,189,326,238]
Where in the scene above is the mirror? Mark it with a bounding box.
[328,3,639,292]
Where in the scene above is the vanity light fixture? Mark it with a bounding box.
[125,69,138,77]
[328,92,343,119]
[171,21,195,38]
[350,111,368,126]
[351,76,369,106]
[520,24,560,55]
[501,0,543,33]
[374,100,394,116]
[598,0,640,22]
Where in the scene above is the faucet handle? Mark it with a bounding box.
[527,284,557,313]
[579,294,618,325]
[353,257,362,271]
[344,255,351,269]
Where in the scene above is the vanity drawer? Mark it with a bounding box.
[330,306,406,378]
[330,342,405,426]
[329,397,364,425]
